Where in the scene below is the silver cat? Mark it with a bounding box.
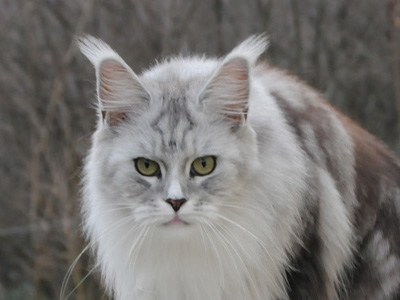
[79,35,400,300]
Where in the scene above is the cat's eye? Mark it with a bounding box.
[134,158,161,177]
[190,156,216,177]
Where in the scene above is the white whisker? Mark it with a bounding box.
[60,244,90,300]
[133,227,152,273]
[201,218,225,286]
[63,265,97,300]
[215,221,263,300]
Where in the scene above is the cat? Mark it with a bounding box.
[78,35,400,300]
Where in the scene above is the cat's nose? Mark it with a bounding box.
[165,198,187,212]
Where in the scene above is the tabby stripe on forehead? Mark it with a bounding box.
[151,98,196,152]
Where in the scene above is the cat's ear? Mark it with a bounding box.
[96,58,149,126]
[200,34,268,127]
[200,57,250,124]
[77,36,149,126]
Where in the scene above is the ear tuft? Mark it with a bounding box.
[226,34,268,66]
[77,35,119,67]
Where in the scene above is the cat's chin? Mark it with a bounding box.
[163,216,189,226]
[158,216,196,237]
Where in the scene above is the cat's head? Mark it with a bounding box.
[79,35,267,234]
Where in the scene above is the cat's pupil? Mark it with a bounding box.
[201,158,206,168]
[145,161,150,169]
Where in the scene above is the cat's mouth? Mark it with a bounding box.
[164,216,190,226]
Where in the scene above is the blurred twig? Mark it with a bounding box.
[27,0,96,298]
[0,1,38,43]
[0,217,79,238]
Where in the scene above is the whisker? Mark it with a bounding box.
[88,215,136,246]
[197,224,208,257]
[61,215,136,300]
[214,212,286,272]
[128,224,148,259]
[131,226,152,273]
[201,219,225,286]
[60,244,90,300]
[64,265,97,300]
[101,206,133,214]
[215,221,263,300]
[217,202,273,220]
[203,220,247,295]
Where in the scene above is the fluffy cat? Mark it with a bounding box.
[78,35,400,300]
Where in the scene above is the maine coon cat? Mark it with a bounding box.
[78,35,400,300]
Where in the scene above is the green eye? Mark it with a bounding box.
[134,158,160,177]
[191,156,216,176]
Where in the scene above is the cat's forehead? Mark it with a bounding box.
[141,57,219,83]
[133,95,224,158]
[140,57,219,100]
[135,60,215,152]
[127,58,233,156]
[144,94,197,155]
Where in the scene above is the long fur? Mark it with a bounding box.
[79,35,400,300]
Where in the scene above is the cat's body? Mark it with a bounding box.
[79,35,400,300]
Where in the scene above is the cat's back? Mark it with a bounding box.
[253,63,400,299]
[337,113,400,299]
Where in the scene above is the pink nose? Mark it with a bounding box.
[165,198,187,212]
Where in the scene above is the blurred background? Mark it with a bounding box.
[0,0,399,299]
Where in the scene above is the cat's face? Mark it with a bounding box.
[96,84,255,233]
[79,36,265,237]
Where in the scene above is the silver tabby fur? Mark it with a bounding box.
[79,35,400,300]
